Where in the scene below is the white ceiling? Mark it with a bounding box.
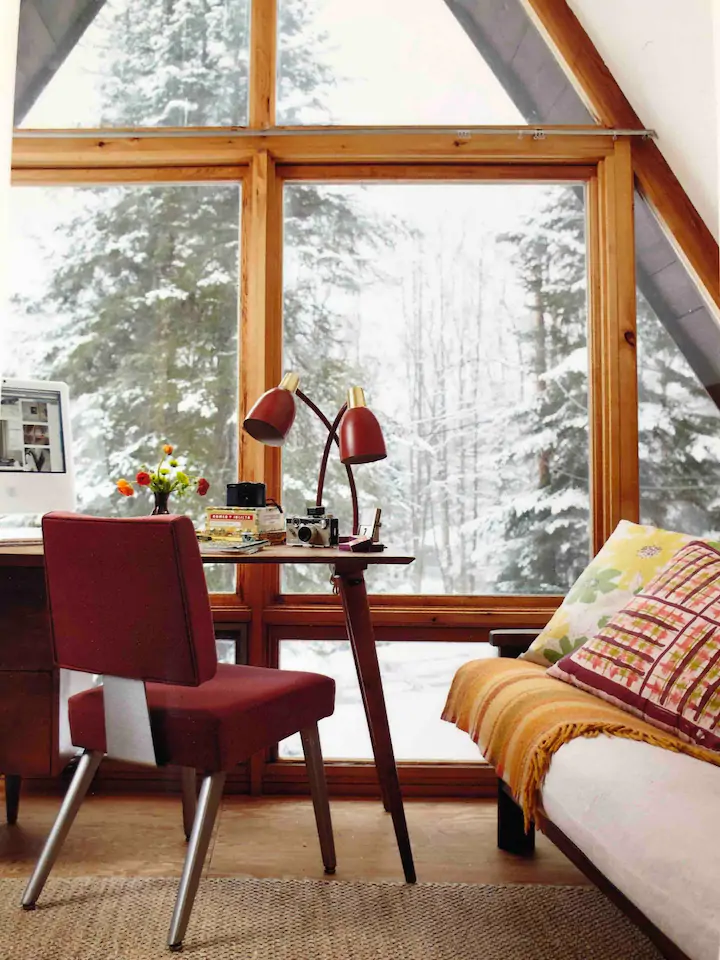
[567,0,718,242]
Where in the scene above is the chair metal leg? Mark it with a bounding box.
[21,750,103,909]
[5,775,21,825]
[167,771,226,952]
[300,724,336,875]
[180,768,197,842]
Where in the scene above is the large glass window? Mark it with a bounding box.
[635,194,720,538]
[277,0,523,126]
[279,640,494,761]
[5,184,241,592]
[281,181,590,595]
[17,0,250,128]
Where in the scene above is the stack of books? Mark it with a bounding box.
[200,505,285,546]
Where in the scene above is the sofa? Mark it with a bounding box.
[487,630,720,960]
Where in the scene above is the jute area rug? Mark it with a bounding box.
[0,876,662,960]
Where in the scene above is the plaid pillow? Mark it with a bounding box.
[548,540,720,751]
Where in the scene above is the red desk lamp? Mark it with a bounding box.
[242,372,387,535]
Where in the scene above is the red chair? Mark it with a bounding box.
[21,512,336,951]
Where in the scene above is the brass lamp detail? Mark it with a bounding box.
[279,371,300,393]
[346,386,366,409]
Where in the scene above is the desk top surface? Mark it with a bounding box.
[0,541,414,568]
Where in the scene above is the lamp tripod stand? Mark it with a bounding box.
[294,388,359,534]
[243,373,387,538]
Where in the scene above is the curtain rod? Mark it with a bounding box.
[13,126,657,140]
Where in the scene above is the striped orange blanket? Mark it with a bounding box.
[442,658,720,827]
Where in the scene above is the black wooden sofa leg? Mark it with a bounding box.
[497,780,535,855]
[5,774,21,825]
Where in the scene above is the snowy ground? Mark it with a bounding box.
[278,640,494,761]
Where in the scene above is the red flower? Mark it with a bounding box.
[136,471,151,486]
[197,478,210,497]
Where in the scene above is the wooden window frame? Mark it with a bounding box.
[242,151,636,596]
[9,0,639,794]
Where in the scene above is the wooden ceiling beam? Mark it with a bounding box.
[521,0,720,312]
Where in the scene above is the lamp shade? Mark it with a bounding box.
[243,387,296,446]
[339,389,387,464]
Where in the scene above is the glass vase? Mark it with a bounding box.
[151,491,171,515]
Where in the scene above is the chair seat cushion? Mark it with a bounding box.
[68,664,335,772]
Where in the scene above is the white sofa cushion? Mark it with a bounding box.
[542,735,720,960]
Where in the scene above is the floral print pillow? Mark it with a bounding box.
[521,521,692,667]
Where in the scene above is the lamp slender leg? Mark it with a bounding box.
[167,772,226,952]
[300,724,336,874]
[180,768,197,842]
[22,750,103,909]
[335,568,416,884]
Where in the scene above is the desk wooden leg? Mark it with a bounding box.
[335,569,416,884]
[347,635,391,814]
[5,775,21,825]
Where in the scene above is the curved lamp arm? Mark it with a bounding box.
[296,390,359,535]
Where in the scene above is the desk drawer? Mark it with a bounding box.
[0,566,53,670]
[0,671,55,776]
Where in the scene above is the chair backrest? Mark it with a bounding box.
[42,512,217,686]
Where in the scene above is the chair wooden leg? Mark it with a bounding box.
[21,750,103,909]
[5,775,21,825]
[300,724,336,875]
[167,771,226,952]
[497,780,535,856]
[180,768,197,841]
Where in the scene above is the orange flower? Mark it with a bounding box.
[163,443,174,455]
[117,479,134,497]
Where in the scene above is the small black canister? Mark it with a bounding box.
[226,482,267,508]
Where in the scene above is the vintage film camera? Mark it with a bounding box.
[285,505,339,547]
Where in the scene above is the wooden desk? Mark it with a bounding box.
[0,542,416,883]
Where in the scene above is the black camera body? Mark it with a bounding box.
[286,510,339,547]
[226,482,266,508]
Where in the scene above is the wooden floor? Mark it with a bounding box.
[0,788,589,887]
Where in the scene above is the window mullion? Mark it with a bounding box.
[249,0,277,129]
[588,139,639,552]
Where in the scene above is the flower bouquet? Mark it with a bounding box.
[116,444,210,514]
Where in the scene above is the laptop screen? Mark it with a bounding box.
[0,385,67,474]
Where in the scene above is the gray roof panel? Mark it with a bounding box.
[15,0,106,124]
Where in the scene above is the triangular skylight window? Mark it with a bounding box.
[15,0,596,128]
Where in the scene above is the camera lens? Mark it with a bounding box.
[297,525,313,543]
